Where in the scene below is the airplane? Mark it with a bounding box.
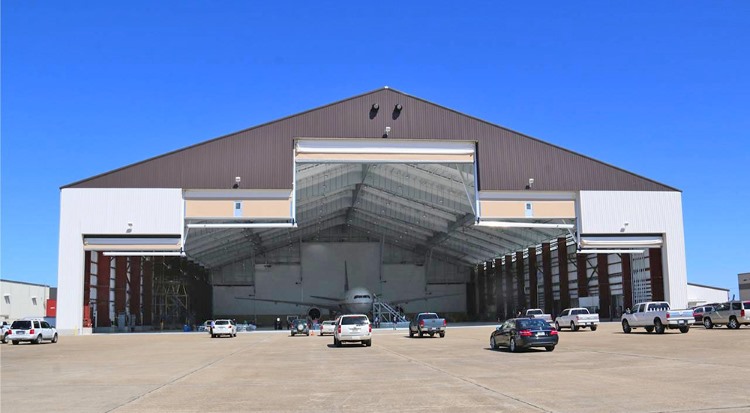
[235,261,459,320]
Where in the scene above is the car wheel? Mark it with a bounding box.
[34,335,43,344]
[52,333,58,343]
[622,320,631,334]
[728,317,739,329]
[645,326,654,333]
[211,334,216,338]
[429,332,435,338]
[365,340,372,347]
[654,319,665,334]
[570,321,578,332]
[490,336,497,350]
[439,332,445,338]
[509,337,517,353]
[418,331,423,338]
[554,321,560,330]
[545,346,555,352]
[590,325,598,332]
[704,318,713,329]
[679,325,690,333]
[409,329,414,337]
[12,340,19,345]
[335,338,342,347]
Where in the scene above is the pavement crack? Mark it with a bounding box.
[376,345,552,412]
[106,336,271,412]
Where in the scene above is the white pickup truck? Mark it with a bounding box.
[525,309,553,324]
[621,301,693,334]
[555,308,599,331]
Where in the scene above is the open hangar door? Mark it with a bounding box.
[181,139,568,323]
[80,236,211,332]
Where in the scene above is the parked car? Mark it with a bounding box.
[333,314,371,347]
[199,320,214,333]
[319,320,336,336]
[691,305,715,324]
[702,301,750,329]
[621,302,693,334]
[554,308,600,331]
[211,319,236,338]
[408,312,447,338]
[490,318,558,352]
[7,318,58,345]
[525,309,553,324]
[1,321,10,343]
[290,319,310,336]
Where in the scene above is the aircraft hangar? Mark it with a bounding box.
[56,87,687,334]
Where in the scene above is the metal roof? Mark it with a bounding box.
[64,87,678,192]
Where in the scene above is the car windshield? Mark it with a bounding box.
[517,319,549,330]
[419,314,438,320]
[11,320,32,329]
[572,309,589,315]
[744,302,750,310]
[215,320,230,325]
[341,316,368,325]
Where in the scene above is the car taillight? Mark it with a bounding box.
[29,329,35,335]
[666,313,670,319]
[443,319,447,326]
[419,320,424,327]
[338,325,341,333]
[551,330,558,335]
[8,331,11,335]
[518,329,532,337]
[693,311,698,317]
[369,324,372,333]
[742,310,745,317]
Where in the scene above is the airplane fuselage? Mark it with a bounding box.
[340,286,374,314]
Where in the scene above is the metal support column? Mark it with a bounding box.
[542,243,553,315]
[494,258,503,320]
[504,254,513,318]
[597,254,611,319]
[649,248,664,301]
[129,257,142,325]
[577,253,588,299]
[143,258,153,325]
[96,254,111,327]
[557,237,570,310]
[528,247,538,309]
[515,251,526,310]
[621,253,633,311]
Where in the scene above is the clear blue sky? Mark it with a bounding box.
[2,2,748,298]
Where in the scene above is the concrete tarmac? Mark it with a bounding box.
[2,322,750,413]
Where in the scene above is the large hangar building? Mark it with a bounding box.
[56,88,686,334]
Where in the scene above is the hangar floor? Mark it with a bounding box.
[2,324,749,413]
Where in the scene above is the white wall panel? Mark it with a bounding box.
[0,281,50,322]
[579,191,687,307]
[687,284,729,306]
[57,188,184,335]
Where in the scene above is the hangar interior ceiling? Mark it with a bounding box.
[184,162,572,271]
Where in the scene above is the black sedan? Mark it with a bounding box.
[490,318,559,352]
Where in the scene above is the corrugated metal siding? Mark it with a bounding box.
[579,191,687,308]
[65,88,676,192]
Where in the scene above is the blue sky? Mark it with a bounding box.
[2,2,749,298]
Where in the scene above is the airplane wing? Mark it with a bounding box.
[389,292,462,305]
[234,296,342,312]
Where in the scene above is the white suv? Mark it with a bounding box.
[8,318,58,345]
[334,314,371,347]
[211,319,237,338]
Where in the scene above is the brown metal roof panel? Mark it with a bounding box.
[65,88,677,192]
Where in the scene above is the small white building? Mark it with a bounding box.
[687,282,729,307]
[0,279,53,323]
